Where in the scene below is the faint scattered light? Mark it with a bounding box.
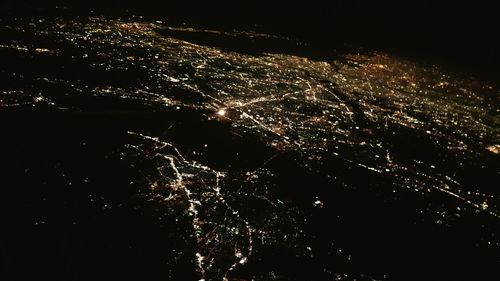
[313,200,324,208]
[482,201,489,210]
[33,96,44,103]
[34,48,52,53]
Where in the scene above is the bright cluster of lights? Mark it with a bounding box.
[1,17,498,280]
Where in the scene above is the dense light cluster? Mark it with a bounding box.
[1,17,498,280]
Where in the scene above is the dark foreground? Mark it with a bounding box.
[0,17,499,281]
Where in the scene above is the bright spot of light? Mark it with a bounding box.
[217,108,226,116]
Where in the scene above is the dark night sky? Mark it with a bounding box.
[1,1,498,80]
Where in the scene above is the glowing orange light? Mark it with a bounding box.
[216,109,226,116]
